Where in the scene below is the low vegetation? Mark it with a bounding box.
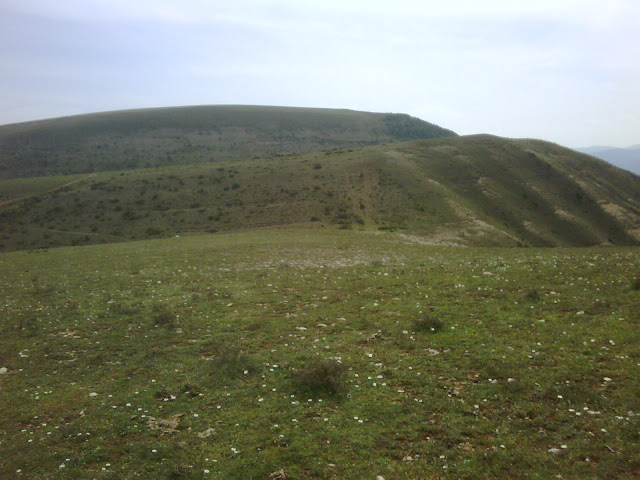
[0,106,455,178]
[1,135,639,252]
[1,229,639,479]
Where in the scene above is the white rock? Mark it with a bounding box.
[89,392,98,397]
[548,448,562,454]
[376,477,386,480]
[197,427,216,439]
[0,367,7,374]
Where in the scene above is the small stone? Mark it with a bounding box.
[603,377,612,382]
[376,477,386,480]
[0,367,7,374]
[197,428,216,439]
[89,392,98,397]
[548,448,562,454]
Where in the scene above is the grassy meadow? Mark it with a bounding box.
[1,229,639,479]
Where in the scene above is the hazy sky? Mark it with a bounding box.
[1,0,639,147]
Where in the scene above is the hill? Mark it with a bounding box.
[574,145,640,175]
[0,105,456,178]
[1,134,639,252]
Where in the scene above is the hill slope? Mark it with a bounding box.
[1,135,639,251]
[0,105,456,178]
[575,145,640,175]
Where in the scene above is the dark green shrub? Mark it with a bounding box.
[152,305,176,328]
[412,315,445,333]
[291,358,348,396]
[201,341,257,383]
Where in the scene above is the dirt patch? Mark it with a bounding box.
[147,413,184,436]
[601,202,639,226]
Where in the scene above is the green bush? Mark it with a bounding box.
[524,289,540,301]
[412,315,445,333]
[291,358,348,397]
[151,305,176,328]
[201,342,257,384]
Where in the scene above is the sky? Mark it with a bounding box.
[1,0,639,148]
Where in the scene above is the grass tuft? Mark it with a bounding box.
[412,315,445,333]
[151,304,177,328]
[291,358,348,397]
[201,342,258,384]
[524,289,540,301]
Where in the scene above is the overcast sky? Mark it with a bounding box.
[1,0,638,147]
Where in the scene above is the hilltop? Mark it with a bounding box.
[1,134,639,251]
[0,105,456,178]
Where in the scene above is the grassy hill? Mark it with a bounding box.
[1,230,639,479]
[0,105,456,178]
[1,134,639,252]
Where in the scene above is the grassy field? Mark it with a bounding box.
[1,229,639,479]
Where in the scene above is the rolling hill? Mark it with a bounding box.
[0,105,456,178]
[1,133,639,252]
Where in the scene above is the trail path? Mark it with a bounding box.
[0,174,95,209]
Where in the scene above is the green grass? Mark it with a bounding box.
[1,229,639,479]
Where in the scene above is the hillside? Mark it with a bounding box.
[575,146,640,175]
[1,134,639,252]
[0,105,456,178]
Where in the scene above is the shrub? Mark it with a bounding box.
[201,342,257,383]
[17,314,39,337]
[412,315,445,333]
[291,358,348,397]
[524,289,540,302]
[151,305,176,328]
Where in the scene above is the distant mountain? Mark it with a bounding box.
[575,145,640,175]
[0,105,456,178]
[1,134,639,251]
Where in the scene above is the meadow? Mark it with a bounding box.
[1,229,638,479]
